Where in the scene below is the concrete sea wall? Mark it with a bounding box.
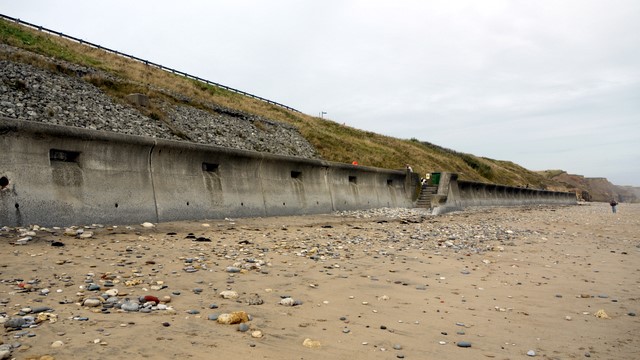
[0,118,414,227]
[432,173,577,214]
[0,118,578,227]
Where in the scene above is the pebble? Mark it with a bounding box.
[217,311,249,325]
[121,301,140,312]
[246,294,264,305]
[31,306,52,314]
[3,318,26,330]
[51,340,64,348]
[303,338,321,349]
[219,290,239,299]
[457,341,472,348]
[238,323,250,332]
[527,350,536,356]
[279,297,302,306]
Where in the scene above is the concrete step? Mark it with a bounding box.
[416,184,437,209]
[416,191,434,208]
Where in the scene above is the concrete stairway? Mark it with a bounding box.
[416,184,438,208]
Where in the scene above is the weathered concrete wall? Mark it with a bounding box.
[0,119,158,226]
[0,118,413,227]
[432,173,576,214]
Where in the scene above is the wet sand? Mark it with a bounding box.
[1,202,639,360]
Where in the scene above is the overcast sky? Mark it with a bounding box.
[3,1,639,185]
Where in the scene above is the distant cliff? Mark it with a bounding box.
[540,171,639,203]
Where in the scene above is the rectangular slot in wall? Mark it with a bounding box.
[290,170,302,179]
[50,149,80,163]
[349,176,357,184]
[387,179,393,186]
[202,162,219,173]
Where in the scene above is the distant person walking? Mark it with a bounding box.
[609,199,618,213]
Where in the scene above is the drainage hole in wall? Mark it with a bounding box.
[202,162,219,173]
[282,202,286,206]
[115,203,119,208]
[241,202,244,206]
[50,149,80,163]
[186,202,190,206]
[15,203,19,209]
[0,176,8,188]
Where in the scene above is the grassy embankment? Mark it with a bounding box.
[0,18,561,189]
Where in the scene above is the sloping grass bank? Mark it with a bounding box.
[1,17,561,189]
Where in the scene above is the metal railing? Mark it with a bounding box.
[0,13,300,113]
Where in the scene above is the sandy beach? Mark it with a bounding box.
[1,202,638,360]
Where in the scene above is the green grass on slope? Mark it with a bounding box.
[0,18,566,189]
